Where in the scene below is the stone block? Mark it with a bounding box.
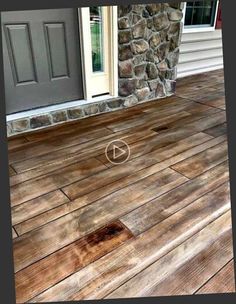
[156,42,170,61]
[118,5,132,18]
[131,39,149,54]
[133,54,146,65]
[119,60,133,78]
[7,123,12,137]
[166,67,177,80]
[119,44,133,61]
[166,48,179,68]
[147,18,153,29]
[157,60,168,71]
[148,79,159,91]
[149,33,161,49]
[123,94,139,107]
[132,19,147,39]
[136,87,150,101]
[132,13,142,25]
[164,79,176,95]
[146,63,159,79]
[118,30,132,44]
[148,90,156,99]
[12,119,29,132]
[135,79,148,89]
[167,8,183,21]
[168,22,181,35]
[30,115,51,129]
[51,111,67,123]
[134,63,147,77]
[156,81,166,97]
[146,49,155,63]
[169,34,181,51]
[107,99,124,109]
[146,4,162,16]
[98,102,107,113]
[119,79,136,96]
[83,104,99,116]
[153,13,170,31]
[67,108,84,119]
[118,17,130,29]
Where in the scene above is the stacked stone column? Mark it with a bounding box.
[118,3,183,107]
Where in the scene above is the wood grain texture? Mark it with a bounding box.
[15,221,133,303]
[8,70,234,301]
[195,94,226,110]
[204,123,227,137]
[63,132,213,201]
[97,111,226,167]
[8,136,28,151]
[23,106,147,142]
[31,182,230,302]
[197,260,236,294]
[11,190,69,226]
[9,127,112,164]
[105,99,201,132]
[149,108,220,132]
[11,128,156,174]
[171,141,228,179]
[10,158,106,206]
[176,86,218,100]
[107,212,233,298]
[15,134,223,235]
[13,168,186,271]
[121,160,229,235]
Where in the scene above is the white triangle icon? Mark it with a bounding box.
[113,144,126,159]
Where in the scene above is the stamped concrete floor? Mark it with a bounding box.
[8,69,235,302]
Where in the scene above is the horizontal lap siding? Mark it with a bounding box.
[178,29,223,78]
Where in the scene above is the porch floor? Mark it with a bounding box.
[8,69,235,302]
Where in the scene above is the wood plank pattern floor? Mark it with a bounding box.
[8,69,235,303]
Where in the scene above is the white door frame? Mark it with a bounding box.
[78,6,118,100]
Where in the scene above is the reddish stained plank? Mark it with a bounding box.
[15,221,133,303]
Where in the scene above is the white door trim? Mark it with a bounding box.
[110,6,118,98]
[78,6,118,100]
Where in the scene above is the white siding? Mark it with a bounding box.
[177,29,224,78]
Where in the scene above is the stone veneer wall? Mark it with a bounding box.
[7,2,183,137]
[118,3,183,107]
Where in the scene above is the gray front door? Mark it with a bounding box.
[2,9,84,114]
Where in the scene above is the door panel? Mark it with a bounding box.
[4,23,37,84]
[44,22,70,79]
[2,9,83,114]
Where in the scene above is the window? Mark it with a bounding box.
[90,6,104,73]
[184,1,218,28]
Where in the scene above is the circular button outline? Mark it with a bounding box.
[105,139,131,165]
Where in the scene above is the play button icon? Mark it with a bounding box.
[105,139,131,165]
